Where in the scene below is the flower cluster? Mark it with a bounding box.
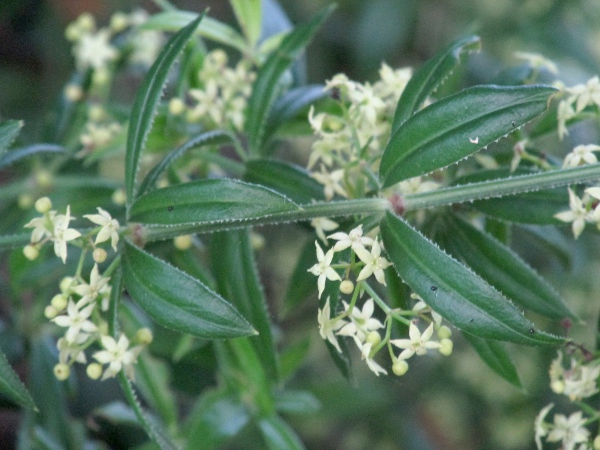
[554,186,600,239]
[557,76,600,139]
[307,65,413,200]
[182,49,256,131]
[310,225,452,377]
[23,198,150,381]
[535,350,600,450]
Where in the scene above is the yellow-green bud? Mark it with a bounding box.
[86,363,103,380]
[593,435,600,450]
[35,170,53,188]
[35,196,52,213]
[339,280,354,294]
[366,331,381,347]
[97,322,109,336]
[392,360,409,376]
[93,248,108,263]
[168,98,186,115]
[551,380,565,394]
[93,68,110,86]
[110,12,129,32]
[111,188,126,206]
[64,84,83,102]
[60,276,75,293]
[53,363,70,381]
[135,327,153,345]
[250,232,265,250]
[51,294,68,311]
[44,305,58,319]
[88,104,104,122]
[18,194,33,209]
[23,245,39,261]
[439,338,453,356]
[437,325,452,339]
[174,235,193,251]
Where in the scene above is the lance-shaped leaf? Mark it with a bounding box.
[122,241,255,338]
[138,130,235,196]
[125,13,203,211]
[258,415,306,450]
[244,159,325,204]
[392,35,481,132]
[0,348,36,410]
[130,179,300,227]
[0,144,65,169]
[245,5,335,156]
[380,85,557,188]
[211,230,279,381]
[462,333,522,388]
[0,120,23,156]
[380,212,564,345]
[441,215,575,320]
[231,0,262,47]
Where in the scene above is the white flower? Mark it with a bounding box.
[308,242,342,298]
[52,206,82,263]
[57,335,88,365]
[564,364,600,400]
[554,188,590,239]
[514,51,558,74]
[563,144,600,168]
[311,217,339,244]
[328,224,374,253]
[360,342,387,376]
[337,299,384,344]
[24,211,55,243]
[397,177,440,195]
[93,334,142,380]
[317,297,346,353]
[390,322,441,360]
[79,122,122,152]
[535,403,554,450]
[570,76,600,113]
[84,207,120,250]
[72,264,110,307]
[354,239,391,285]
[547,411,590,450]
[52,299,97,343]
[74,29,118,70]
[557,99,576,140]
[311,167,347,200]
[413,299,443,326]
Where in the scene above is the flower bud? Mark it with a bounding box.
[51,294,68,311]
[44,305,58,319]
[135,327,154,345]
[93,248,108,263]
[111,189,126,206]
[339,280,354,294]
[437,325,452,339]
[110,12,129,32]
[168,98,186,115]
[366,331,381,347]
[93,68,110,86]
[86,363,103,380]
[53,363,70,381]
[551,380,565,394]
[593,435,600,450]
[392,359,409,376]
[439,338,453,356]
[174,235,193,251]
[64,84,83,102]
[250,232,265,250]
[18,194,33,209]
[88,105,105,122]
[60,276,75,293]
[23,245,39,261]
[35,170,53,188]
[35,196,52,213]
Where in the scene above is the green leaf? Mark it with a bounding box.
[380,211,564,345]
[440,214,575,320]
[211,229,279,381]
[245,5,335,155]
[0,120,23,155]
[274,389,320,415]
[279,338,310,381]
[122,241,255,338]
[138,130,235,196]
[141,11,247,53]
[130,179,300,226]
[380,85,558,188]
[0,144,65,169]
[0,348,36,410]
[462,333,522,388]
[263,85,327,142]
[392,36,481,132]
[184,388,250,450]
[125,13,204,212]
[231,0,262,47]
[244,159,324,204]
[258,415,306,450]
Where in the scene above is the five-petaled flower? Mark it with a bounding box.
[308,242,341,298]
[84,207,120,250]
[93,334,142,380]
[390,322,441,360]
[354,239,391,285]
[317,297,346,353]
[52,299,97,343]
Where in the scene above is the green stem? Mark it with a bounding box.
[141,198,391,242]
[403,163,600,211]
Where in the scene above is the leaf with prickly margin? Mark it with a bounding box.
[130,179,300,227]
[122,241,255,338]
[138,130,235,196]
[392,36,481,132]
[0,120,23,156]
[380,211,564,345]
[0,144,65,169]
[380,85,558,188]
[0,348,36,410]
[245,5,335,156]
[125,13,204,212]
[441,214,576,320]
[141,11,247,53]
[462,333,522,388]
